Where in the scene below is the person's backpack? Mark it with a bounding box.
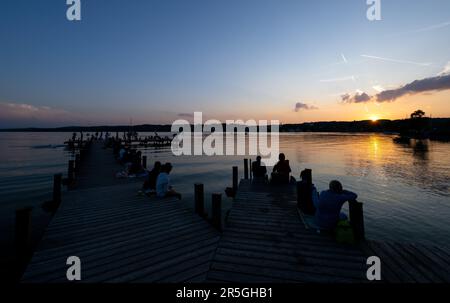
[334,219,355,245]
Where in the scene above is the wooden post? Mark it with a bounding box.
[142,156,147,169]
[232,166,238,193]
[349,200,365,242]
[194,183,205,217]
[53,173,62,206]
[68,160,75,183]
[244,159,249,180]
[15,207,33,257]
[296,181,302,207]
[211,193,222,231]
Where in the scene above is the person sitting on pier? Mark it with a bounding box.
[156,163,182,200]
[252,156,267,181]
[271,153,291,184]
[118,147,127,162]
[142,161,162,194]
[313,180,357,231]
[128,151,145,175]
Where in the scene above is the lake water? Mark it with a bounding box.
[1,132,449,260]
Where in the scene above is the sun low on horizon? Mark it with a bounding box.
[370,116,380,122]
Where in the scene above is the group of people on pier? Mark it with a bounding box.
[252,153,357,232]
[112,138,357,232]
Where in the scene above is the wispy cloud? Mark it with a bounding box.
[320,75,356,83]
[177,113,195,118]
[0,102,80,127]
[361,55,432,67]
[411,21,450,33]
[388,21,450,37]
[294,102,318,112]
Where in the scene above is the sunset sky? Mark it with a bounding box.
[0,0,449,127]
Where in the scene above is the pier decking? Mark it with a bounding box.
[206,180,450,283]
[21,141,450,283]
[22,141,219,282]
[206,181,368,282]
[22,183,219,282]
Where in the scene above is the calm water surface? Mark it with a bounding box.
[0,132,449,249]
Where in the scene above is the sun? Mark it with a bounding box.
[370,115,379,122]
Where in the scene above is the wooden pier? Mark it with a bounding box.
[21,143,450,283]
[22,141,219,282]
[206,180,450,283]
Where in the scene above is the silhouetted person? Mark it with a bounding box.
[252,156,267,180]
[143,161,162,192]
[156,163,182,200]
[313,180,357,230]
[271,153,291,184]
[128,151,144,174]
[298,169,316,215]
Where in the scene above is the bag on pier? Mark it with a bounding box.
[334,219,355,245]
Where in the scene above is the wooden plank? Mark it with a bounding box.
[216,243,366,269]
[24,226,216,280]
[382,242,431,283]
[366,241,417,283]
[390,242,446,283]
[100,243,219,282]
[28,217,209,265]
[359,241,401,283]
[406,244,450,282]
[214,248,365,279]
[210,261,357,283]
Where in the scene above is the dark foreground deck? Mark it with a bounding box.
[22,183,219,282]
[22,142,450,283]
[206,180,450,283]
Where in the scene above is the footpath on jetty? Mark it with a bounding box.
[21,141,450,283]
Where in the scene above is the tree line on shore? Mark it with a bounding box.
[1,118,449,141]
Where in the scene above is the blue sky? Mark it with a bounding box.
[1,0,450,127]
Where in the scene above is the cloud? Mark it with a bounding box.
[0,102,82,128]
[375,74,450,102]
[294,102,318,112]
[438,61,450,76]
[411,21,450,33]
[361,55,431,67]
[339,61,450,104]
[320,76,356,83]
[372,85,385,93]
[341,92,372,103]
[177,113,195,118]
